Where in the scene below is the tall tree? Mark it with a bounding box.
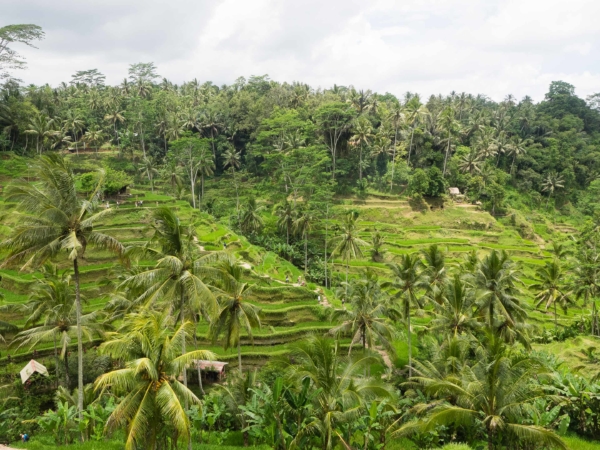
[331,211,368,298]
[531,259,573,331]
[386,254,427,376]
[209,260,261,374]
[0,24,44,78]
[1,154,123,422]
[315,102,354,180]
[96,310,214,450]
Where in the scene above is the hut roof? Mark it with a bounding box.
[20,359,49,383]
[193,360,228,372]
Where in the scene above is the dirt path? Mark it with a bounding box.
[0,445,19,450]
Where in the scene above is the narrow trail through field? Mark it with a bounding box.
[0,444,19,450]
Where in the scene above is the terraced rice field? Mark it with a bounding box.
[0,156,586,371]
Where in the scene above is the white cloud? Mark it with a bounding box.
[4,0,599,101]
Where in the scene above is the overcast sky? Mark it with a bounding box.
[4,0,599,101]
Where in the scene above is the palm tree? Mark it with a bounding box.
[284,336,392,450]
[349,117,373,181]
[399,335,566,450]
[542,172,565,209]
[95,310,215,450]
[572,245,600,335]
[62,110,84,155]
[240,198,264,235]
[103,110,125,151]
[26,114,57,154]
[293,208,315,277]
[438,107,461,176]
[331,270,400,357]
[421,244,447,299]
[429,274,479,336]
[137,157,159,193]
[223,147,242,218]
[370,231,385,262]
[120,207,221,394]
[201,110,223,159]
[386,254,427,376]
[1,154,123,420]
[331,211,368,298]
[197,147,215,201]
[12,266,106,387]
[82,125,105,154]
[473,250,526,331]
[387,106,404,190]
[274,201,295,247]
[404,97,429,165]
[507,136,528,175]
[531,259,573,331]
[209,260,261,374]
[457,148,483,174]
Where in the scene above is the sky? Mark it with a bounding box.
[3,0,600,102]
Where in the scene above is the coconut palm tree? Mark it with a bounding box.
[473,250,526,331]
[293,207,315,277]
[542,172,565,209]
[240,197,264,235]
[62,110,84,155]
[95,310,215,450]
[457,148,483,174]
[386,254,427,376]
[421,244,447,300]
[26,113,57,154]
[531,259,573,331]
[398,334,566,450]
[349,117,373,181]
[82,124,105,154]
[330,270,400,357]
[284,336,392,450]
[120,207,221,393]
[438,106,461,176]
[274,201,295,247]
[197,147,215,201]
[1,154,123,420]
[137,157,159,193]
[429,274,479,337]
[331,211,368,298]
[103,109,125,151]
[13,268,106,387]
[222,146,242,218]
[209,260,261,374]
[201,110,223,159]
[387,105,404,188]
[370,231,385,262]
[404,98,429,165]
[507,136,528,175]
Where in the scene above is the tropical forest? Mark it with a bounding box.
[3,22,600,450]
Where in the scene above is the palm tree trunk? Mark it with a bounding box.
[210,129,216,160]
[554,301,558,331]
[190,167,196,209]
[238,339,242,374]
[73,258,84,435]
[324,205,328,288]
[53,334,59,388]
[407,305,412,378]
[64,344,70,388]
[359,145,363,181]
[390,125,398,192]
[304,231,308,276]
[407,128,415,168]
[443,133,451,176]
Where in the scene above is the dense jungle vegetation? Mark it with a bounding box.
[3,22,600,450]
